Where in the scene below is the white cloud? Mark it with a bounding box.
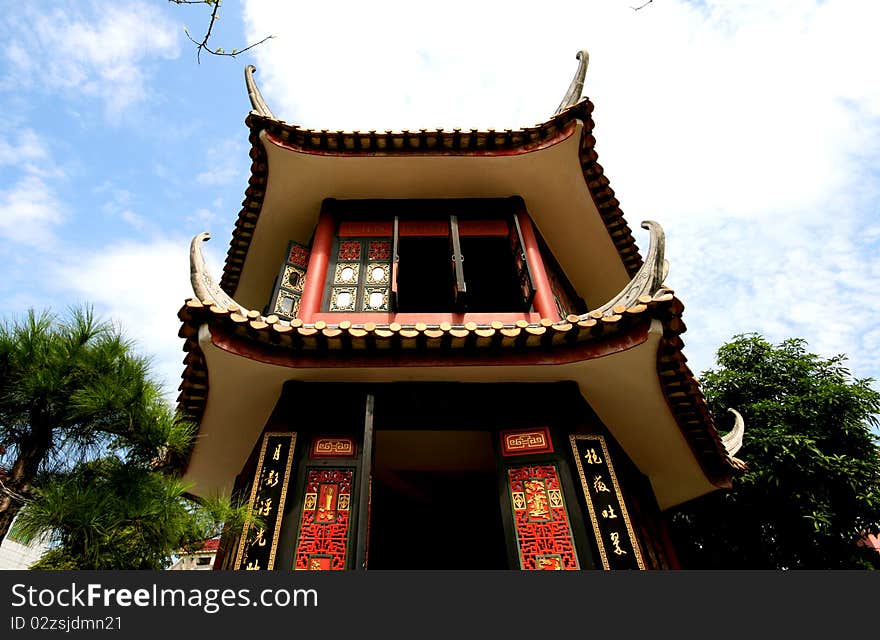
[196,166,240,187]
[0,128,68,247]
[664,211,880,382]
[187,207,218,226]
[0,175,65,247]
[120,209,146,230]
[6,2,180,118]
[196,138,249,186]
[0,128,66,181]
[0,129,49,166]
[52,236,226,400]
[242,0,880,382]
[96,184,150,231]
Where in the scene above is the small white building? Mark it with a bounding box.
[167,538,219,570]
[0,517,50,570]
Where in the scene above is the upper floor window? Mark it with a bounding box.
[323,199,537,314]
[265,197,582,323]
[267,241,310,319]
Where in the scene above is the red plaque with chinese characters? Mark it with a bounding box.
[507,464,579,570]
[293,468,354,570]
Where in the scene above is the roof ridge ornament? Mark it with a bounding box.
[190,232,248,312]
[721,408,745,457]
[245,65,276,119]
[554,49,590,115]
[589,220,668,317]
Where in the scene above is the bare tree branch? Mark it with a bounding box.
[169,0,274,64]
[632,0,654,10]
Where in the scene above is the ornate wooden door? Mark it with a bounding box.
[496,427,584,570]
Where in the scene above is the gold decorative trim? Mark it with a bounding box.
[283,265,306,292]
[511,492,526,510]
[501,427,554,456]
[233,431,297,570]
[333,263,360,285]
[569,434,645,570]
[365,263,390,285]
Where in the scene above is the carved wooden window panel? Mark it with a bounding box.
[326,237,393,312]
[267,241,310,320]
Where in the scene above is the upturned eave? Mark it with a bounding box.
[220,100,641,310]
[177,289,740,510]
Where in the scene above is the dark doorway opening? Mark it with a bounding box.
[367,430,508,569]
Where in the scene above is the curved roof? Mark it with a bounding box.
[219,67,642,299]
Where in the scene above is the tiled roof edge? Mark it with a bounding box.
[218,99,642,295]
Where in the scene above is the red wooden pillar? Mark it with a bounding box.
[298,207,336,323]
[515,210,559,321]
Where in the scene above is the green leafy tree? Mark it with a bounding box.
[0,307,245,568]
[670,334,880,569]
[11,457,246,570]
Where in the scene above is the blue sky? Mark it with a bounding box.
[1,0,878,408]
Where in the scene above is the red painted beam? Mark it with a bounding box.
[207,320,650,370]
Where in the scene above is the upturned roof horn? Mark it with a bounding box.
[245,65,276,119]
[554,49,590,115]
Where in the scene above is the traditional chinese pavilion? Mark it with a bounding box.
[177,51,745,571]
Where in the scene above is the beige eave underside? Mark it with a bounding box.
[232,120,630,311]
[182,319,716,511]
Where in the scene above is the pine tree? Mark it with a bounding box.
[0,307,244,568]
